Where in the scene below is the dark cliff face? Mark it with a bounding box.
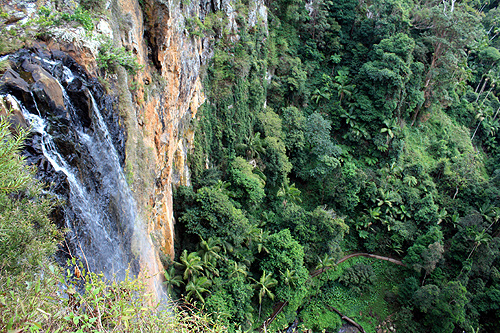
[2,48,123,175]
[2,48,125,151]
[0,47,142,277]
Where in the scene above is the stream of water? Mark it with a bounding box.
[1,53,160,293]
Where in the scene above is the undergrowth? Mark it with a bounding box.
[296,257,408,332]
[97,39,143,76]
[0,259,225,332]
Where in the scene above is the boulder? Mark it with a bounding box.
[0,68,32,103]
[0,94,28,132]
[22,62,66,115]
[66,77,92,128]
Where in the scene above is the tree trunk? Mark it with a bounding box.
[471,119,483,141]
[476,78,489,102]
[411,103,422,126]
[327,305,367,333]
[475,76,483,93]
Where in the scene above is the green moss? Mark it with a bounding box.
[404,110,481,172]
[61,6,94,31]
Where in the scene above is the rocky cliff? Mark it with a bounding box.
[0,0,268,291]
[1,0,212,269]
[0,0,205,289]
[93,0,267,272]
[106,0,212,269]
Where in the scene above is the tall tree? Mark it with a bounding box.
[179,250,204,280]
[411,1,483,123]
[185,275,212,304]
[163,266,184,297]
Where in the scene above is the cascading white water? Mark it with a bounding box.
[25,106,128,272]
[3,58,161,293]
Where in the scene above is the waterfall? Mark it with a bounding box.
[18,96,132,277]
[0,50,162,294]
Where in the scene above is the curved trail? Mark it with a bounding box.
[259,253,406,331]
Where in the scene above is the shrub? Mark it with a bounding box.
[0,260,226,332]
[97,39,143,75]
[0,115,60,274]
[36,6,94,32]
[80,0,106,13]
[61,7,94,31]
[0,115,224,332]
[338,263,376,294]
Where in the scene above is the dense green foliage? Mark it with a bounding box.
[97,39,143,75]
[173,0,500,331]
[0,261,226,332]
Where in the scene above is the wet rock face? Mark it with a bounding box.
[0,46,127,241]
[0,93,28,131]
[2,69,31,98]
[23,61,66,113]
[65,77,93,128]
[5,47,125,162]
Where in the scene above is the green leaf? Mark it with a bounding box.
[359,230,369,239]
[6,316,14,330]
[37,308,49,316]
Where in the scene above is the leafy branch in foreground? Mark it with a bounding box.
[0,115,60,275]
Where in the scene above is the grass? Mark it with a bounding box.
[298,256,410,332]
[0,59,10,74]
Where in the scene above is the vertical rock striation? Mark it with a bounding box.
[107,0,212,269]
[107,0,268,273]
